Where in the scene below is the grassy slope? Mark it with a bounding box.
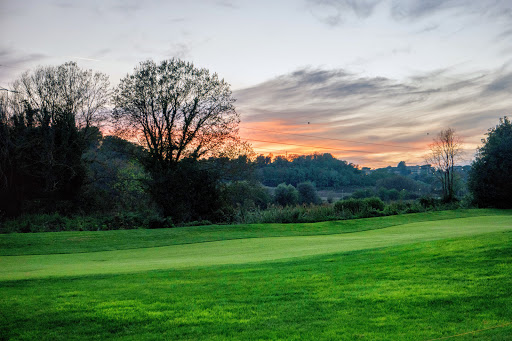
[1,210,512,340]
[2,215,512,280]
[1,231,512,340]
[1,209,509,256]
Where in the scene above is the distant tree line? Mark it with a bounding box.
[254,153,365,188]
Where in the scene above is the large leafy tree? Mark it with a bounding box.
[469,117,512,208]
[112,59,240,222]
[113,59,239,166]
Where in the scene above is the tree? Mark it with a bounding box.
[297,181,322,205]
[468,117,512,208]
[11,62,110,136]
[274,183,299,206]
[113,59,239,167]
[426,128,463,202]
[396,161,409,175]
[112,59,240,222]
[0,62,110,216]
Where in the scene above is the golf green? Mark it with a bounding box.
[2,215,510,280]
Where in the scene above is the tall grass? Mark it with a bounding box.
[237,198,435,224]
[1,197,469,233]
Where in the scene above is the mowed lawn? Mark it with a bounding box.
[1,210,512,340]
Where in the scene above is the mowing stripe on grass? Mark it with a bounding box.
[1,215,511,281]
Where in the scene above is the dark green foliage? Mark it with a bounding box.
[146,159,224,223]
[0,106,88,216]
[376,174,425,192]
[351,188,375,199]
[81,135,156,215]
[274,183,299,206]
[256,153,362,188]
[334,198,366,216]
[396,160,409,175]
[334,197,385,217]
[377,187,400,201]
[383,201,424,215]
[469,117,512,208]
[419,196,442,209]
[0,62,110,217]
[297,181,322,204]
[364,197,385,211]
[222,181,271,210]
[0,212,175,233]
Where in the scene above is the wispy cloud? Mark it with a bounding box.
[165,43,190,60]
[65,56,103,62]
[306,0,381,26]
[236,65,512,166]
[216,1,239,9]
[0,47,48,83]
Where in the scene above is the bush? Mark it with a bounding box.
[351,189,375,199]
[419,196,440,209]
[221,181,271,210]
[241,204,338,224]
[0,210,173,233]
[297,182,322,205]
[364,197,385,211]
[274,183,299,207]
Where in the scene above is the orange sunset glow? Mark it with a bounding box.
[239,120,433,168]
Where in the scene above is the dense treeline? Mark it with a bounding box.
[254,153,364,188]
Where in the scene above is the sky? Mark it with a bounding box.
[1,0,512,168]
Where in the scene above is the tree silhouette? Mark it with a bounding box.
[426,128,463,202]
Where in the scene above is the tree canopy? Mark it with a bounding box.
[113,59,239,167]
[0,62,110,216]
[469,117,512,208]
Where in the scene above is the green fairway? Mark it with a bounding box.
[1,210,512,340]
[1,215,511,280]
[1,209,507,256]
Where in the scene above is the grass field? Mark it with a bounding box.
[1,209,512,340]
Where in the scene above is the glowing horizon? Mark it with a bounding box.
[2,0,511,170]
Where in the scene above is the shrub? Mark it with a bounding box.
[241,204,338,224]
[274,183,299,207]
[334,198,366,216]
[419,196,439,209]
[351,189,375,199]
[364,197,385,211]
[297,181,322,205]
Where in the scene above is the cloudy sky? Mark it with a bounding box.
[2,0,512,167]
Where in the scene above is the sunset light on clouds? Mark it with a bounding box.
[2,0,512,168]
